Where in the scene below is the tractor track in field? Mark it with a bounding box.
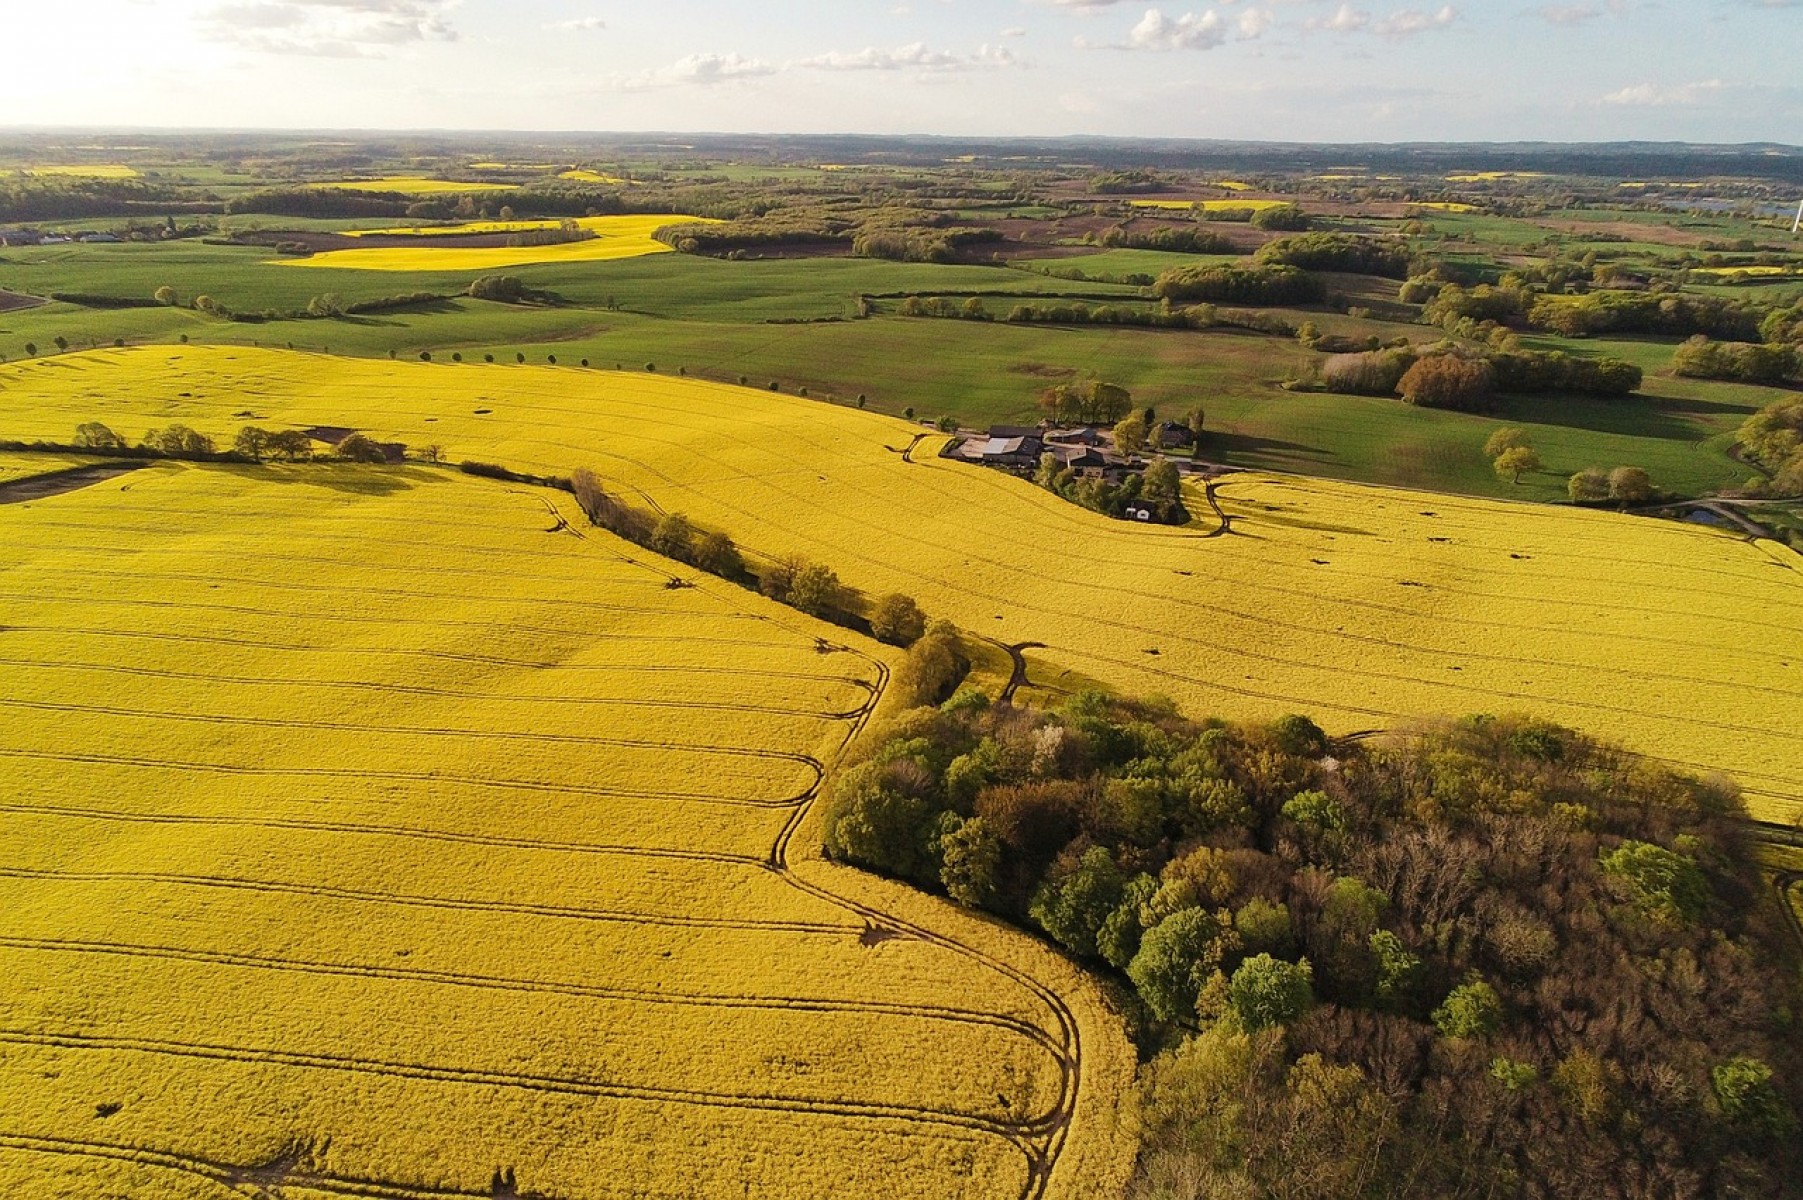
[538,490,1087,1200]
[0,867,861,937]
[0,1133,507,1200]
[0,1027,1060,1145]
[0,936,1062,1052]
[1774,871,1803,957]
[0,626,869,682]
[0,657,872,721]
[0,746,821,810]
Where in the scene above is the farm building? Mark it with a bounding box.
[1157,420,1197,449]
[1124,497,1192,524]
[0,230,41,247]
[1048,444,1106,471]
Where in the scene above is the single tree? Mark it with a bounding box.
[1493,446,1541,485]
[233,426,272,461]
[1113,412,1149,457]
[938,816,1002,908]
[1227,954,1315,1031]
[691,530,742,578]
[787,563,848,620]
[1484,427,1530,459]
[869,593,927,647]
[334,433,389,464]
[72,422,125,451]
[153,286,178,307]
[265,430,312,460]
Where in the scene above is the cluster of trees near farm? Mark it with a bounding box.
[824,682,1801,1199]
[1314,344,1643,411]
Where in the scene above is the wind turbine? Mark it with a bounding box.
[1794,197,1802,234]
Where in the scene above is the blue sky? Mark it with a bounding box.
[9,0,1800,142]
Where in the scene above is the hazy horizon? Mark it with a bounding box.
[7,1,1800,144]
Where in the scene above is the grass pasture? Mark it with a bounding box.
[4,346,1797,824]
[0,459,1134,1199]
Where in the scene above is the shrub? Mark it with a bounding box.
[1568,467,1610,501]
[468,275,526,302]
[1398,355,1494,411]
[1607,465,1654,504]
[649,513,695,563]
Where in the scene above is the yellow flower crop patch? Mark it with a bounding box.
[285,214,713,271]
[5,347,1794,826]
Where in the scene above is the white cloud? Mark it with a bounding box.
[1237,7,1274,38]
[1001,26,1028,37]
[1306,4,1457,36]
[1078,8,1248,50]
[1601,79,1727,106]
[1537,1,1632,25]
[1374,5,1456,35]
[796,42,1020,71]
[613,52,777,90]
[547,15,605,32]
[1308,4,1370,32]
[199,0,456,56]
[1126,9,1227,49]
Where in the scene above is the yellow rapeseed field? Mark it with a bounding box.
[313,176,510,195]
[1691,265,1796,277]
[560,169,630,184]
[9,164,141,179]
[3,346,1798,826]
[1445,171,1549,182]
[1410,202,1482,212]
[0,459,1135,1199]
[284,214,712,272]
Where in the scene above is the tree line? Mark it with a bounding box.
[565,468,928,647]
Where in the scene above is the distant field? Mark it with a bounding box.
[1127,198,1289,212]
[284,215,710,271]
[6,346,1797,824]
[313,176,510,195]
[1,165,140,180]
[0,459,1133,1199]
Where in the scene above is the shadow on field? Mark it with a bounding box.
[1208,430,1334,467]
[1496,393,1702,440]
[243,463,446,496]
[1651,392,1773,417]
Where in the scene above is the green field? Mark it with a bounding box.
[1,183,1796,506]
